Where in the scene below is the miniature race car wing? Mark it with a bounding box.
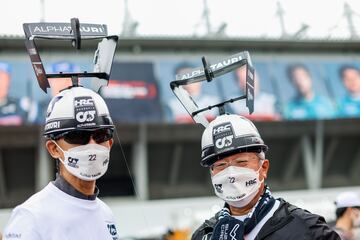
[23,18,118,93]
[170,51,255,127]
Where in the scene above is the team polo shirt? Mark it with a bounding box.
[284,95,336,120]
[3,179,119,240]
[337,95,360,117]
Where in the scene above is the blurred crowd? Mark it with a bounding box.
[331,191,360,240]
[1,60,360,126]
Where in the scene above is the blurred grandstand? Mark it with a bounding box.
[1,1,360,239]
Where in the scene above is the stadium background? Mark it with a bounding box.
[1,0,360,239]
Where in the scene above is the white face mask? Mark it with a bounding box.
[53,141,110,181]
[211,165,263,208]
[352,209,360,227]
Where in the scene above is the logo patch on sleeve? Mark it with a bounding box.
[107,223,119,240]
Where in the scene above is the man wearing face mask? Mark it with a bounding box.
[333,191,360,240]
[3,86,120,240]
[192,114,339,240]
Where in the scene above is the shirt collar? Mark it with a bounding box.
[52,175,99,200]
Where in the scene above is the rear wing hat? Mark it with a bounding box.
[170,51,255,127]
[23,18,118,93]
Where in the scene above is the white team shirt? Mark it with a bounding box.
[234,199,280,240]
[3,182,120,240]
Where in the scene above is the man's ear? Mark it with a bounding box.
[108,139,114,149]
[45,140,62,159]
[261,159,270,180]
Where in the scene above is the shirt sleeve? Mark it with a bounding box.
[3,208,41,240]
[306,214,340,240]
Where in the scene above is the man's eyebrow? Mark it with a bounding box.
[234,159,248,162]
[215,160,227,164]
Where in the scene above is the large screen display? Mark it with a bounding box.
[0,57,359,125]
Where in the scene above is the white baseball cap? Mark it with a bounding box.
[335,191,360,208]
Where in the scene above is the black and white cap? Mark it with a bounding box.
[201,114,268,167]
[44,86,114,137]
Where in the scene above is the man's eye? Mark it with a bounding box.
[234,159,246,165]
[215,163,227,168]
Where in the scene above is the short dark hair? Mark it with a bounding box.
[286,64,310,82]
[339,65,360,80]
[174,62,195,75]
[335,207,347,219]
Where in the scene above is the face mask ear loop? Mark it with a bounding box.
[51,140,66,166]
[257,160,265,184]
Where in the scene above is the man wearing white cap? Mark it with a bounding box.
[333,191,360,240]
